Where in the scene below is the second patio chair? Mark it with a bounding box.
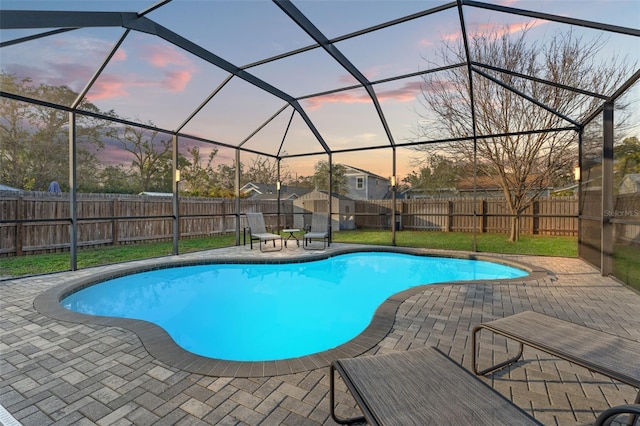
[304,212,330,250]
[246,212,282,252]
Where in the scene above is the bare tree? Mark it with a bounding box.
[416,27,633,241]
[244,155,291,184]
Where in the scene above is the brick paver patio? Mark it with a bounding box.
[1,244,639,425]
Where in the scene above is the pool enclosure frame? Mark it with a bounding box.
[1,0,639,280]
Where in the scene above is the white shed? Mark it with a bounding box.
[293,190,356,231]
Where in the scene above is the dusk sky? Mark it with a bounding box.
[1,0,639,180]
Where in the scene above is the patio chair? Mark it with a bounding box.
[329,346,542,425]
[303,212,329,250]
[246,212,282,252]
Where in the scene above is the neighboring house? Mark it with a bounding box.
[240,182,312,200]
[344,165,390,200]
[405,174,554,199]
[618,174,640,194]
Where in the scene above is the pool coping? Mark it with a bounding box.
[33,246,548,378]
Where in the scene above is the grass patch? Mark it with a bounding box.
[333,230,578,257]
[613,244,640,291]
[0,235,236,278]
[0,231,577,278]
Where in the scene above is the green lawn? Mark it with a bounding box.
[0,235,236,277]
[613,244,640,291]
[333,230,578,257]
[0,231,577,278]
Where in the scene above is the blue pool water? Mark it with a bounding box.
[62,252,526,361]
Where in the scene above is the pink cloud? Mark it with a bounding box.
[162,70,192,92]
[377,81,423,102]
[421,79,456,94]
[86,76,129,101]
[141,44,191,68]
[442,19,547,42]
[136,43,198,93]
[304,91,369,110]
[304,81,426,110]
[112,49,127,62]
[338,74,360,85]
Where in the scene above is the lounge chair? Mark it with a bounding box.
[303,212,329,250]
[246,212,282,252]
[329,346,542,425]
[330,345,638,425]
[472,311,640,425]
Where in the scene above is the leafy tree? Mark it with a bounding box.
[214,161,241,192]
[403,155,464,196]
[416,28,633,241]
[614,136,640,187]
[313,161,348,195]
[114,122,173,193]
[180,146,216,195]
[0,73,110,191]
[98,165,137,194]
[288,174,315,189]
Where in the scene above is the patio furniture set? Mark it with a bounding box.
[246,212,329,252]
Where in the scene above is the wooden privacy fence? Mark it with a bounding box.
[1,192,580,256]
[0,192,291,256]
[355,197,578,236]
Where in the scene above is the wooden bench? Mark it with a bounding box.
[329,346,542,425]
[472,311,640,408]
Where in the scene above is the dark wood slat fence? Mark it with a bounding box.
[1,192,580,256]
[355,197,578,235]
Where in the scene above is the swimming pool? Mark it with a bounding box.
[60,252,526,362]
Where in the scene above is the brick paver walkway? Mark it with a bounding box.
[1,244,639,425]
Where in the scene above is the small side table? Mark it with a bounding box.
[282,229,300,247]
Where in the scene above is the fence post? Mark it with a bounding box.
[112,198,119,245]
[16,196,23,256]
[532,201,539,235]
[447,201,453,232]
[480,199,487,233]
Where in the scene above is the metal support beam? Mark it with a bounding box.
[239,104,290,149]
[0,28,77,48]
[392,148,397,246]
[601,102,614,276]
[0,10,140,29]
[68,112,78,270]
[172,134,180,255]
[175,74,234,133]
[471,61,608,100]
[456,0,479,252]
[277,159,281,232]
[472,66,581,127]
[274,0,395,147]
[328,154,333,244]
[577,129,584,259]
[235,149,241,246]
[581,68,640,127]
[72,30,131,110]
[461,0,640,37]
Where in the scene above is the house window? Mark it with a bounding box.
[356,177,364,189]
